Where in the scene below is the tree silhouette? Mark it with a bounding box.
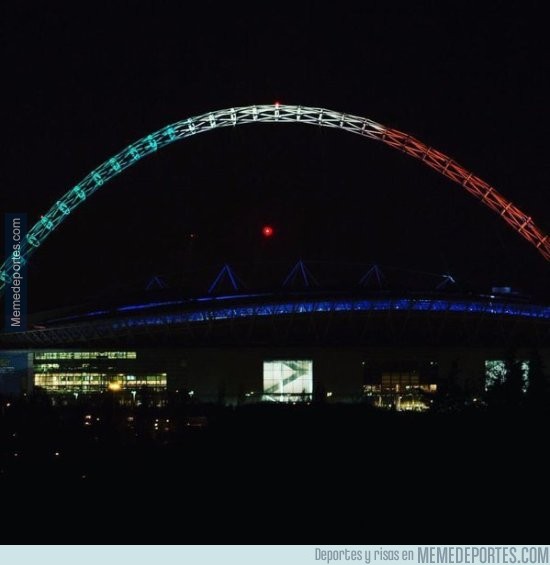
[526,349,548,411]
[503,352,524,409]
[485,350,525,410]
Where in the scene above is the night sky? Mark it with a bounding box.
[2,2,549,310]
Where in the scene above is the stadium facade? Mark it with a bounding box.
[1,278,549,410]
[1,102,548,409]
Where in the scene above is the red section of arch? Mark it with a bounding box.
[382,128,550,261]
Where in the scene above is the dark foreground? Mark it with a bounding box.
[1,399,547,542]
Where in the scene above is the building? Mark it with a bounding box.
[1,271,548,409]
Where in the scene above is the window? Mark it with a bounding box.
[34,351,137,361]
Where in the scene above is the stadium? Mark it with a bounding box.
[1,105,549,408]
[1,259,549,409]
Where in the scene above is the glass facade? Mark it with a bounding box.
[34,372,167,393]
[33,351,166,396]
[35,351,137,360]
[263,360,313,402]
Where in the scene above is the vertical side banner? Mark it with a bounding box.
[4,213,27,333]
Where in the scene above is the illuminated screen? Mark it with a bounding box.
[485,360,529,392]
[263,360,313,401]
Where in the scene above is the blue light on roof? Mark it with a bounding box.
[47,309,110,323]
[117,300,185,312]
[117,293,266,312]
[36,295,550,340]
[106,297,550,332]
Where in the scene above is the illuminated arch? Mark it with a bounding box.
[1,103,548,293]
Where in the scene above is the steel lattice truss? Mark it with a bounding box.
[1,103,548,293]
[2,296,549,347]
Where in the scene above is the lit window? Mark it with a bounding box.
[34,351,137,361]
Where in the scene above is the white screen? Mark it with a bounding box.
[263,360,313,401]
